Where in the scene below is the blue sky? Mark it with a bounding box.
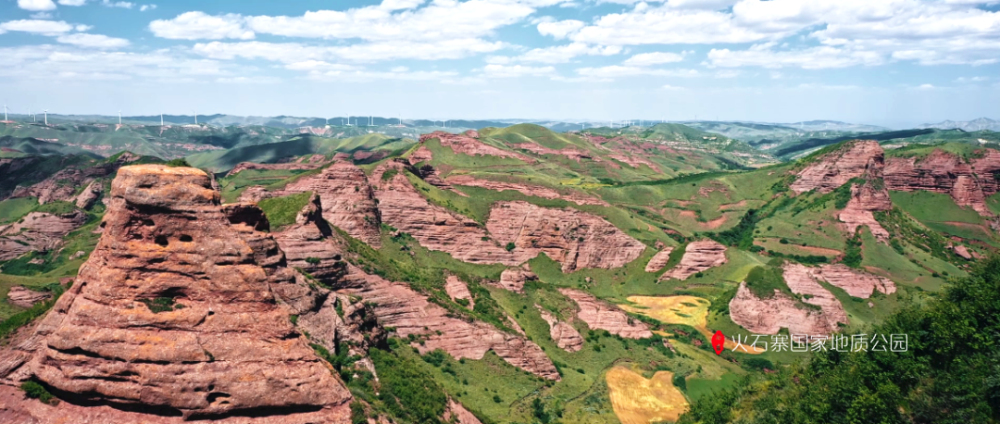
[0,0,998,127]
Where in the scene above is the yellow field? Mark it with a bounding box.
[621,295,765,354]
[606,366,689,424]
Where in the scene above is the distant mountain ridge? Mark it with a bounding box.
[920,117,1000,132]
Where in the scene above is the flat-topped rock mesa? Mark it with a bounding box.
[884,148,1000,216]
[0,210,88,261]
[444,174,609,206]
[487,201,647,272]
[559,288,652,339]
[659,240,727,281]
[1,165,352,422]
[420,131,534,163]
[789,140,884,194]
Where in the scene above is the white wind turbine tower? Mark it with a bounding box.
[118,110,122,125]
[161,114,164,126]
[3,102,7,122]
[43,109,48,125]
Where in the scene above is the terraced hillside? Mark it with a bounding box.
[0,122,995,424]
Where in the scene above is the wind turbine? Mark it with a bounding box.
[118,110,122,125]
[3,102,6,122]
[161,114,164,126]
[43,109,48,125]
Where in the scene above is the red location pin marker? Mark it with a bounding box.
[711,330,725,355]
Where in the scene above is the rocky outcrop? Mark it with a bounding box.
[445,275,475,309]
[498,266,537,292]
[781,263,849,328]
[280,161,383,247]
[0,210,88,261]
[487,201,646,272]
[269,194,349,286]
[514,143,593,162]
[809,264,896,298]
[659,240,727,281]
[884,148,1000,216]
[6,286,51,308]
[1,165,352,421]
[74,180,102,209]
[790,140,884,194]
[373,160,516,265]
[728,282,835,335]
[237,185,273,203]
[226,155,327,177]
[645,247,675,273]
[444,175,609,206]
[9,152,138,205]
[838,153,892,240]
[420,131,533,163]
[341,266,560,380]
[444,399,484,424]
[536,306,583,352]
[559,289,652,339]
[953,244,973,260]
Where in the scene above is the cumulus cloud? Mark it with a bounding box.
[150,12,254,40]
[576,65,700,78]
[481,64,557,78]
[57,0,87,5]
[101,0,134,8]
[517,43,622,63]
[0,20,74,36]
[192,38,505,64]
[706,44,885,69]
[56,33,130,49]
[537,19,585,39]
[623,51,685,66]
[18,0,57,11]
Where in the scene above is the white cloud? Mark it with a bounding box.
[0,20,74,36]
[56,33,130,49]
[576,65,700,78]
[192,39,505,64]
[517,43,622,63]
[481,64,557,78]
[30,12,53,19]
[215,76,281,84]
[537,19,585,39]
[661,84,685,90]
[18,0,56,11]
[150,12,254,40]
[955,76,988,83]
[569,6,781,45]
[57,0,87,5]
[74,24,92,31]
[0,45,232,82]
[706,44,885,69]
[714,69,741,78]
[140,4,156,11]
[916,83,936,90]
[101,0,134,8]
[623,51,684,66]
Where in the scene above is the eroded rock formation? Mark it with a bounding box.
[420,131,533,163]
[728,282,835,335]
[790,140,883,194]
[6,286,51,308]
[487,201,646,272]
[536,306,583,352]
[498,266,537,292]
[884,148,1000,216]
[659,240,727,281]
[809,264,896,298]
[559,289,652,339]
[0,210,88,261]
[838,151,892,240]
[444,175,609,206]
[0,164,352,422]
[280,161,383,247]
[645,247,675,273]
[445,275,475,309]
[341,266,560,380]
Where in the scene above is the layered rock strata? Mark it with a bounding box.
[659,240,727,281]
[444,175,609,206]
[536,306,583,352]
[279,161,383,247]
[445,275,475,309]
[644,247,675,273]
[559,289,652,339]
[486,201,646,272]
[789,140,884,194]
[0,210,88,261]
[420,131,533,163]
[1,165,352,422]
[884,148,1000,216]
[6,286,51,308]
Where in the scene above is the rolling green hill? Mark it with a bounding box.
[186,133,416,173]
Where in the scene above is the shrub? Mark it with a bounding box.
[165,158,191,167]
[20,381,54,404]
[505,242,516,252]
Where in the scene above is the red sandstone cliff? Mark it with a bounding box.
[884,148,1000,217]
